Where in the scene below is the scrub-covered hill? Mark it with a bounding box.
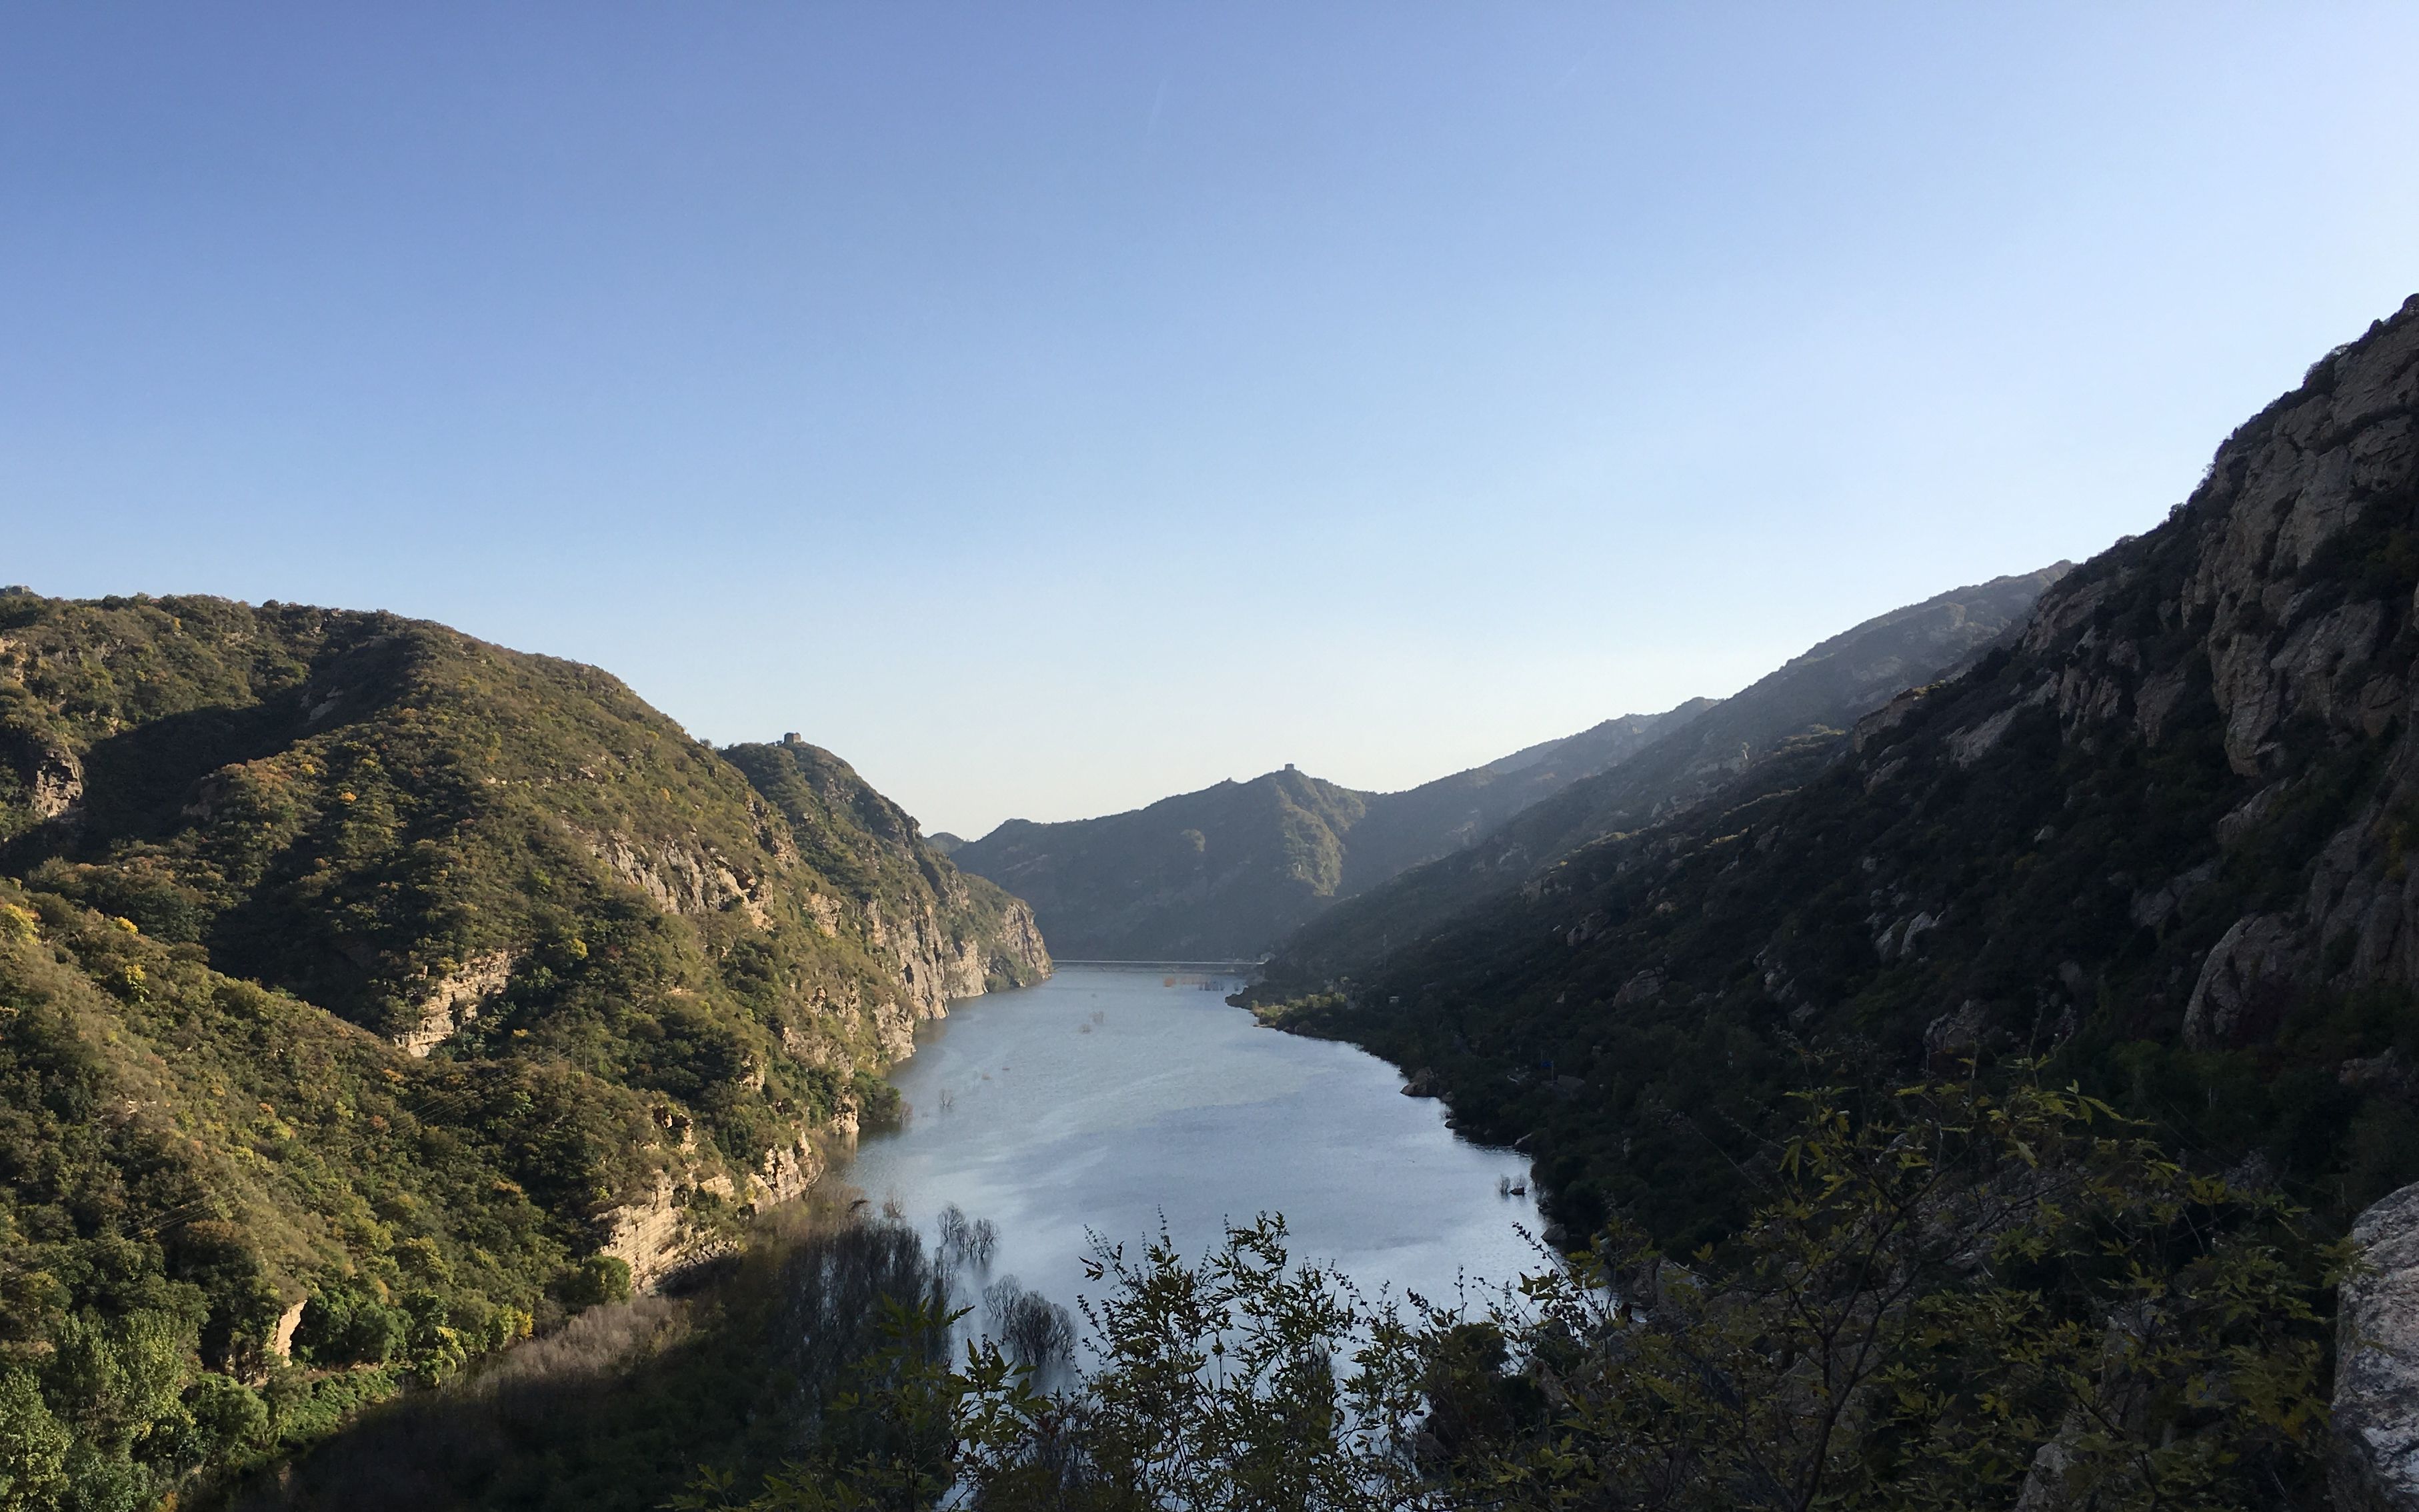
[0,591,1045,1505]
[1249,294,2419,1255]
[1266,565,2070,984]
[948,707,1702,961]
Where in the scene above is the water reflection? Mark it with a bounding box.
[841,964,1540,1332]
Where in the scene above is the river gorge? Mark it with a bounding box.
[840,964,1545,1327]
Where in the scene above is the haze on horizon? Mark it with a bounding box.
[5,4,2417,839]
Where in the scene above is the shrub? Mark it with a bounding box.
[0,1363,71,1508]
[557,1255,635,1311]
[185,1372,270,1463]
[293,1287,409,1368]
[693,1068,2340,1512]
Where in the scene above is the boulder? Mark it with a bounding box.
[2182,913,2300,1048]
[2336,1181,2419,1510]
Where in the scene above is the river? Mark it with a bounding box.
[839,963,1542,1328]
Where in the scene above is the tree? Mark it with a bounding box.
[691,1068,2342,1511]
[1444,1071,2339,1511]
[0,1364,69,1512]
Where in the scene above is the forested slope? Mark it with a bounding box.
[0,593,1045,1505]
[1250,295,2419,1255]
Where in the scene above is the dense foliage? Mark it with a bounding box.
[0,879,558,1508]
[689,1072,2338,1510]
[0,590,1045,1508]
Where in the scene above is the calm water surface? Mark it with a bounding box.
[839,964,1540,1321]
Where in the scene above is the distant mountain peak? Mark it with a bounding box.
[952,568,2060,961]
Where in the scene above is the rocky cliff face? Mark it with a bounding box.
[721,736,1049,1033]
[2337,1180,2419,1509]
[1927,298,2419,1031]
[1246,294,2419,1257]
[869,887,1051,1014]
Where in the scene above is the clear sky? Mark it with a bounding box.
[5,5,2416,839]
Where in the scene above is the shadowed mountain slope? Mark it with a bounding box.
[1247,294,2419,1255]
[1265,565,2071,983]
[949,706,1706,960]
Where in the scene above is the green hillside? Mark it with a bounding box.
[1248,294,2419,1255]
[0,593,1045,1506]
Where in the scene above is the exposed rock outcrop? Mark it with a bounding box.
[23,741,81,822]
[870,887,1051,1019]
[600,1173,691,1292]
[1,727,83,829]
[582,829,772,927]
[2336,1181,2419,1511]
[599,1110,863,1291]
[394,949,516,1057]
[2001,299,2419,1014]
[270,1297,307,1361]
[2182,913,2300,1049]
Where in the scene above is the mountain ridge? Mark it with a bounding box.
[947,705,1708,959]
[1267,564,2073,982]
[957,566,2066,963]
[1246,292,2419,1255]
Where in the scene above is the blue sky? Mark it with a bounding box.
[5,5,2416,837]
